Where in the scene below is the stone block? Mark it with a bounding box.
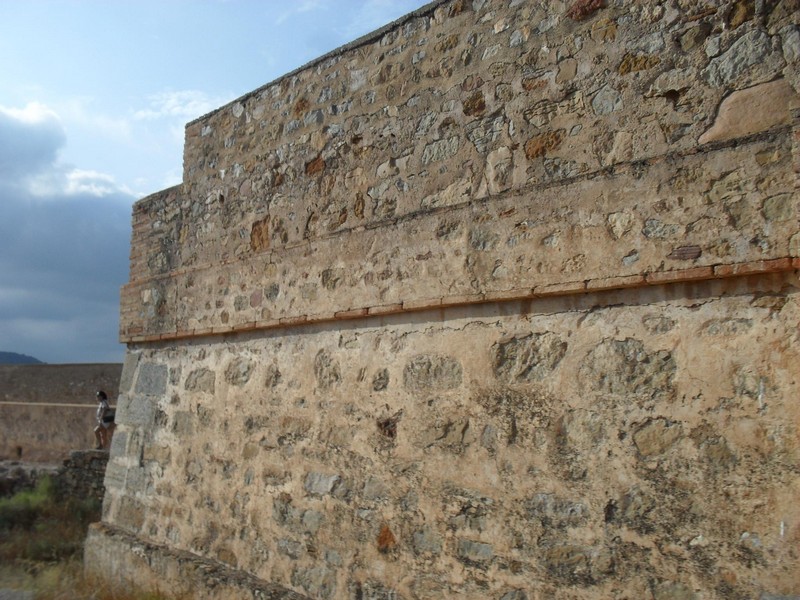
[134,363,168,396]
[107,429,127,459]
[119,352,141,395]
[580,338,676,403]
[492,333,568,383]
[457,539,493,562]
[116,496,146,532]
[304,472,341,496]
[184,368,215,393]
[120,395,156,429]
[632,418,683,457]
[525,493,588,528]
[412,527,442,555]
[403,354,462,391]
[699,79,799,144]
[292,565,336,599]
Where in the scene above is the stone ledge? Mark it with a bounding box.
[85,522,311,600]
[120,257,798,344]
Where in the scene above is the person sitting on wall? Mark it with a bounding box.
[94,390,115,450]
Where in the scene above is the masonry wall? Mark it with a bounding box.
[90,1,800,599]
[0,364,122,462]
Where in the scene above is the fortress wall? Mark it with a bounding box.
[0,364,122,462]
[93,1,799,599]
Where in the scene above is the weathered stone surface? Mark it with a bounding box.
[184,368,216,394]
[85,523,311,599]
[525,493,588,528]
[403,354,462,391]
[224,357,254,386]
[491,333,568,383]
[100,277,800,599]
[133,363,167,396]
[524,130,566,159]
[699,79,799,144]
[314,350,340,390]
[421,136,460,164]
[292,565,336,599]
[703,29,780,87]
[580,338,676,403]
[412,526,442,555]
[632,418,682,457]
[591,84,622,115]
[457,539,493,562]
[762,193,795,222]
[303,472,341,496]
[117,395,156,428]
[652,581,697,600]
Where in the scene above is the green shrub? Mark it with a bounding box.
[0,476,101,562]
[0,476,56,530]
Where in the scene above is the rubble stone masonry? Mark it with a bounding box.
[88,1,800,598]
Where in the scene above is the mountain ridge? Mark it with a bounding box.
[0,351,44,364]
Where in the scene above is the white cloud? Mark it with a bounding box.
[0,102,60,125]
[64,169,123,196]
[26,164,134,199]
[134,90,235,121]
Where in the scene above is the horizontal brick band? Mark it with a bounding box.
[120,257,798,344]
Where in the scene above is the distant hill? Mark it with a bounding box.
[0,351,44,364]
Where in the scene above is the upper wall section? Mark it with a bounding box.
[121,0,800,341]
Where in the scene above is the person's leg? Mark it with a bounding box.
[94,425,103,449]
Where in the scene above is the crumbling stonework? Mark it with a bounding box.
[88,1,799,599]
[57,449,109,504]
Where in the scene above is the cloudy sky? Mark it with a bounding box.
[0,0,428,364]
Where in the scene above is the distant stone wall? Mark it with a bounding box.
[91,1,799,599]
[0,364,122,462]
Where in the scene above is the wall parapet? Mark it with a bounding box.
[120,0,799,343]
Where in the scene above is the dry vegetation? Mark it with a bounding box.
[0,477,167,600]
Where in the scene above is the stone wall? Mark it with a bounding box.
[0,364,122,462]
[90,1,799,599]
[57,450,110,504]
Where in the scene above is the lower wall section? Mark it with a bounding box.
[85,523,310,599]
[98,273,799,599]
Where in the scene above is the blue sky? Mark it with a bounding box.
[0,0,428,364]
